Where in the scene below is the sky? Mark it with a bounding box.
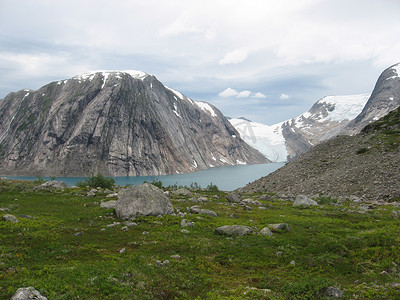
[0,0,399,125]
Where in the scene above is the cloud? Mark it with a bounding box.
[237,90,251,98]
[219,49,248,65]
[280,93,292,100]
[219,88,266,99]
[253,92,266,98]
[219,88,239,97]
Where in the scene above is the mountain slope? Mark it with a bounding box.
[0,71,267,176]
[230,94,370,161]
[239,106,400,202]
[344,62,400,134]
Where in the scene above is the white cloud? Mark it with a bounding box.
[219,49,248,65]
[253,92,266,98]
[219,88,239,97]
[237,90,251,98]
[280,93,292,100]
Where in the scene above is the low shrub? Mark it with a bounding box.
[77,173,115,189]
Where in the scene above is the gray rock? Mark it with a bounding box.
[172,188,192,197]
[241,198,261,206]
[226,193,242,203]
[86,191,96,197]
[189,206,217,217]
[106,193,118,198]
[2,214,18,223]
[11,286,47,300]
[215,225,253,236]
[180,219,194,228]
[293,195,318,206]
[325,286,344,298]
[100,200,117,209]
[116,183,174,219]
[268,223,290,232]
[197,196,209,202]
[0,207,10,211]
[124,221,138,227]
[36,180,68,190]
[260,227,273,236]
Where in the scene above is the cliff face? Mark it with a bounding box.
[0,71,267,176]
[345,62,400,134]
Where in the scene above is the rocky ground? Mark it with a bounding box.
[240,107,400,203]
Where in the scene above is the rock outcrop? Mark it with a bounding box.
[0,71,267,176]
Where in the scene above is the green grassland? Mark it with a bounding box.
[1,179,400,299]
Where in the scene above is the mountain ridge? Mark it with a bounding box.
[0,71,267,176]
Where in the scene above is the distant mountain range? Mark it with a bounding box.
[0,71,266,176]
[230,62,400,162]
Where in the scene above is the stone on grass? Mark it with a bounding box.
[325,286,344,298]
[36,180,67,190]
[293,195,318,206]
[189,206,217,217]
[268,223,290,232]
[11,286,47,300]
[180,219,194,228]
[226,193,242,203]
[260,227,274,237]
[2,214,18,223]
[106,193,118,198]
[215,225,253,236]
[100,200,117,209]
[172,188,192,197]
[241,198,261,206]
[115,183,174,219]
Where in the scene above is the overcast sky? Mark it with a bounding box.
[1,0,399,124]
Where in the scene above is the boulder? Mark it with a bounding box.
[181,219,194,228]
[260,227,274,236]
[172,188,193,197]
[36,180,67,190]
[293,195,318,206]
[189,206,217,217]
[268,223,290,232]
[2,214,18,223]
[241,198,261,206]
[115,183,174,219]
[325,286,344,298]
[100,200,117,209]
[11,286,47,300]
[215,225,253,236]
[226,193,242,203]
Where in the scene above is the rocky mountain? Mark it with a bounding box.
[230,93,370,162]
[239,105,400,202]
[0,71,267,177]
[344,62,400,134]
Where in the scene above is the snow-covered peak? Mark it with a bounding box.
[73,70,149,81]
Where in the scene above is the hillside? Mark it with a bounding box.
[239,106,400,202]
[0,71,267,177]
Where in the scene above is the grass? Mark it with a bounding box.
[1,179,400,299]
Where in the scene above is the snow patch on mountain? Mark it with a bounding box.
[195,101,217,117]
[386,63,400,80]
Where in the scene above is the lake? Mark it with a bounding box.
[2,162,285,191]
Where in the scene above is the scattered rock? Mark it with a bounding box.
[260,227,273,236]
[197,196,209,202]
[156,260,170,267]
[116,183,174,219]
[0,207,10,212]
[106,222,121,228]
[100,200,117,209]
[106,193,118,198]
[391,211,399,218]
[2,214,18,223]
[121,226,129,231]
[180,219,194,228]
[226,193,242,203]
[241,198,261,206]
[181,229,190,234]
[170,254,181,259]
[124,221,138,227]
[325,286,344,298]
[293,195,318,206]
[189,206,217,217]
[119,248,126,254]
[289,260,296,266]
[74,232,83,237]
[11,286,47,300]
[172,188,192,197]
[268,223,290,232]
[35,180,67,190]
[215,225,253,236]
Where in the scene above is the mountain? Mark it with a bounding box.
[0,71,267,177]
[344,62,400,134]
[239,105,400,202]
[230,93,370,162]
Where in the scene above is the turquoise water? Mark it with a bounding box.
[3,162,285,191]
